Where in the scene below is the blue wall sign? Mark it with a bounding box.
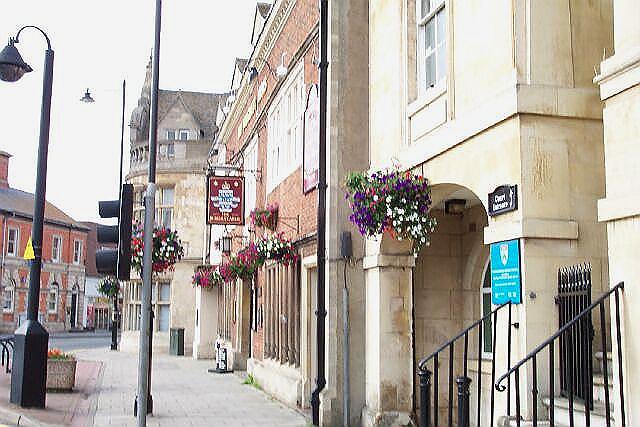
[490,239,522,304]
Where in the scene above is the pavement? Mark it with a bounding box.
[0,347,308,427]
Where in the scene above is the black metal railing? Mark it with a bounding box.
[0,335,15,374]
[417,302,514,427]
[495,282,626,427]
[556,264,593,407]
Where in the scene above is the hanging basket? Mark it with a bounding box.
[345,168,437,254]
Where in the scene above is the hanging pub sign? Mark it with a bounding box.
[490,239,522,304]
[488,185,518,216]
[207,176,245,225]
[303,84,320,194]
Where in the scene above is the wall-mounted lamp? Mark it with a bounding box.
[220,235,232,256]
[444,199,466,215]
[248,55,288,82]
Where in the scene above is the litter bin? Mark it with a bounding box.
[169,327,184,356]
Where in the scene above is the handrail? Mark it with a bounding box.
[417,301,511,370]
[495,282,624,392]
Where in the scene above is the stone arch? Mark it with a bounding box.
[412,183,489,423]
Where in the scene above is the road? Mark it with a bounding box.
[49,330,114,352]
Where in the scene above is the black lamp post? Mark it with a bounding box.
[81,80,127,351]
[0,26,54,408]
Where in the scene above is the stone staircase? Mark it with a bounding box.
[498,352,614,427]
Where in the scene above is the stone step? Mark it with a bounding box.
[542,396,614,427]
[593,373,614,403]
[497,415,568,427]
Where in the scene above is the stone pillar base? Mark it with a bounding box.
[361,406,415,427]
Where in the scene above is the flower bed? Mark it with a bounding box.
[256,233,298,266]
[47,349,76,391]
[97,276,119,298]
[131,224,184,274]
[250,204,278,231]
[345,169,437,254]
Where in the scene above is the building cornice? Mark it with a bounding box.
[594,48,640,101]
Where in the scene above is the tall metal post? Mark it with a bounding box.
[9,29,54,408]
[136,1,161,425]
[112,79,126,351]
[311,0,328,424]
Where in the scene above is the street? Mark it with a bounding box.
[49,330,113,352]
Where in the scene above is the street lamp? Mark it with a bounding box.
[80,80,127,352]
[0,25,54,409]
[80,88,95,103]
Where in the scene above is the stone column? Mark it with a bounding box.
[192,285,218,359]
[362,237,415,427]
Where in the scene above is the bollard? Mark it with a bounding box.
[418,368,432,427]
[456,376,471,427]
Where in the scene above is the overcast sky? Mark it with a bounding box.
[0,1,257,222]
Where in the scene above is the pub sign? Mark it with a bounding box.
[207,176,245,225]
[490,239,522,304]
[488,185,518,216]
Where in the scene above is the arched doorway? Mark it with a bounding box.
[413,184,490,425]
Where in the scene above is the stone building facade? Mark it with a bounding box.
[120,63,225,355]
[0,151,88,333]
[595,0,640,424]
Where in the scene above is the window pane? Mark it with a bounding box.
[167,143,175,156]
[167,130,176,140]
[161,209,172,228]
[162,188,174,205]
[158,305,170,332]
[425,20,435,51]
[160,283,170,301]
[421,0,431,19]
[482,292,493,354]
[425,54,436,88]
[179,129,189,140]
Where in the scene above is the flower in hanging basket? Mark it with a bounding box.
[192,266,224,290]
[218,262,236,283]
[131,223,185,274]
[97,276,120,298]
[228,243,263,282]
[256,233,299,266]
[345,169,437,254]
[250,203,279,231]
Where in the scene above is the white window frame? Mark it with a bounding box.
[51,235,62,262]
[417,0,447,97]
[167,142,175,158]
[481,258,493,359]
[156,187,175,229]
[3,279,15,313]
[166,129,176,140]
[178,129,190,141]
[47,283,59,314]
[6,227,19,257]
[244,137,258,221]
[267,62,305,193]
[73,239,83,265]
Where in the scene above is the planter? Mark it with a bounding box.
[46,359,77,391]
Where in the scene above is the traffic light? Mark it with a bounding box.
[96,183,133,280]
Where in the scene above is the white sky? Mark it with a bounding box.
[0,1,257,222]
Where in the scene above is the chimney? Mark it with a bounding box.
[0,151,10,189]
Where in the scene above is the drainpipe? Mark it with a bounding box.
[311,0,328,424]
[1,214,6,288]
[343,272,350,427]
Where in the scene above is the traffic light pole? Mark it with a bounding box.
[136,1,161,425]
[112,79,126,352]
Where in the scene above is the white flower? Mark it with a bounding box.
[373,195,379,202]
[386,196,391,203]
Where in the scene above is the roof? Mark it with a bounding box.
[0,187,89,231]
[157,90,223,139]
[257,2,272,19]
[235,58,249,74]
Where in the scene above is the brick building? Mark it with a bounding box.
[210,0,319,410]
[0,151,89,333]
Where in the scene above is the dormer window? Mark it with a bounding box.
[179,129,190,141]
[167,129,176,140]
